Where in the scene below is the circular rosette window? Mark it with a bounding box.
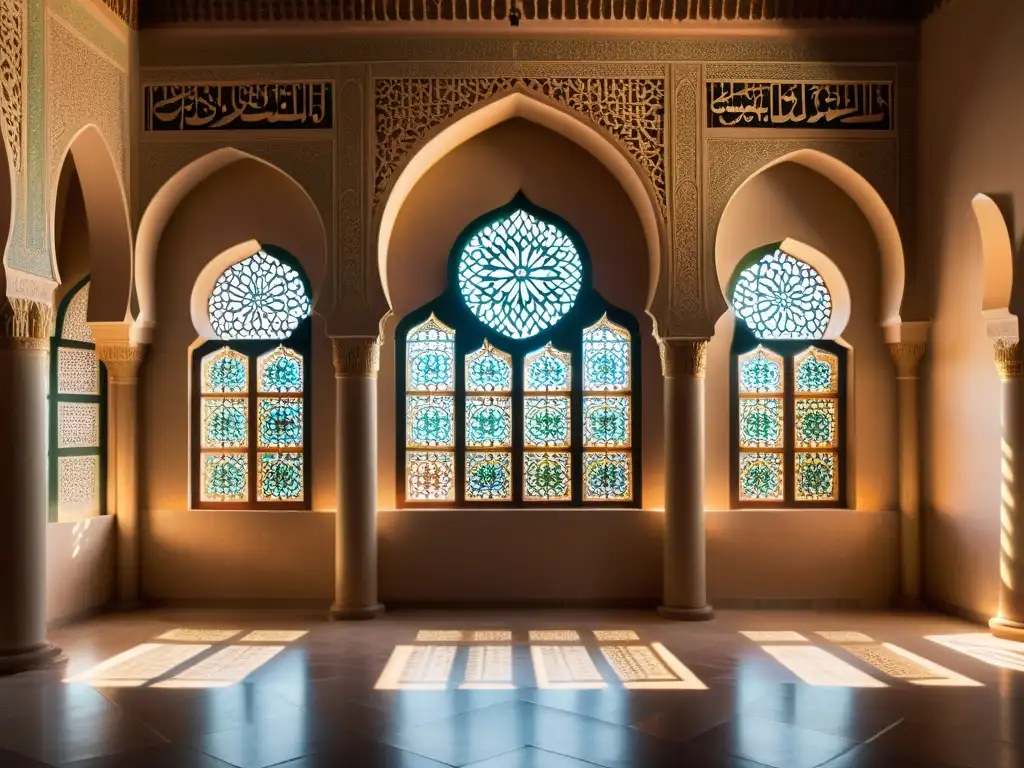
[457,209,583,339]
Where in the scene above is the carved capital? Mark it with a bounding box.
[888,342,927,379]
[993,338,1023,381]
[0,298,54,351]
[332,337,381,378]
[96,343,147,382]
[658,338,709,378]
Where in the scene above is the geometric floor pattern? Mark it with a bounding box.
[0,609,1021,767]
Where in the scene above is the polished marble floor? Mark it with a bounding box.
[1,609,1023,768]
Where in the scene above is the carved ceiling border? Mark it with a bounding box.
[138,63,340,86]
[703,62,898,82]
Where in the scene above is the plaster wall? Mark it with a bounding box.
[920,0,1024,620]
[46,517,114,625]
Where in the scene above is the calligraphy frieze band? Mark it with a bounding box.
[707,81,893,131]
[145,83,333,131]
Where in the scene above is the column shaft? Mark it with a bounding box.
[330,338,383,620]
[658,339,713,620]
[0,298,62,673]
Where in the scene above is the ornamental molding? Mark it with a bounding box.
[332,336,382,377]
[5,267,57,304]
[373,73,667,213]
[888,342,926,380]
[0,0,24,172]
[0,296,54,350]
[658,338,709,378]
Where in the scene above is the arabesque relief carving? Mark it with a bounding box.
[0,0,24,171]
[993,339,1023,382]
[332,337,381,377]
[658,338,709,378]
[0,297,54,350]
[374,77,666,212]
[888,342,927,379]
[671,64,700,320]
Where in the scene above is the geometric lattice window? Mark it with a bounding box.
[48,277,106,522]
[730,244,845,508]
[397,193,640,507]
[191,247,311,510]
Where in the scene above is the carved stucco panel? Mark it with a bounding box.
[0,0,24,173]
[335,67,367,314]
[46,12,127,187]
[671,64,700,325]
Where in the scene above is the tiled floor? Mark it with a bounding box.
[1,609,1022,767]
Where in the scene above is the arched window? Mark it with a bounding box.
[730,245,846,508]
[49,277,106,522]
[397,194,641,507]
[191,246,312,510]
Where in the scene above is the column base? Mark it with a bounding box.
[0,643,64,676]
[989,616,1024,643]
[658,604,714,622]
[329,603,384,621]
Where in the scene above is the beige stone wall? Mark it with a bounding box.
[920,0,1024,620]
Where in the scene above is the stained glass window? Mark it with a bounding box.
[398,195,641,507]
[730,245,844,507]
[49,277,106,522]
[193,247,311,509]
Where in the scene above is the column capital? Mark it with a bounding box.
[96,342,147,382]
[888,341,927,379]
[0,298,54,351]
[657,338,709,379]
[332,336,381,378]
[992,337,1023,381]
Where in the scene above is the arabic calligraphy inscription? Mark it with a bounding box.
[707,81,892,131]
[145,83,333,131]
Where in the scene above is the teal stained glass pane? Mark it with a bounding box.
[406,451,455,502]
[258,347,303,393]
[583,396,630,448]
[524,396,570,448]
[732,249,832,339]
[466,396,512,448]
[407,395,455,447]
[795,398,837,448]
[257,452,303,502]
[523,452,571,502]
[258,397,303,448]
[739,349,783,394]
[202,453,248,502]
[202,349,248,393]
[583,316,631,392]
[739,398,783,449]
[465,452,513,501]
[795,452,838,501]
[457,209,583,339]
[583,452,632,501]
[525,345,571,391]
[407,316,455,392]
[466,343,512,392]
[202,398,247,448]
[738,452,783,501]
[795,349,838,393]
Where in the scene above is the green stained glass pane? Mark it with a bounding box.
[202,349,248,393]
[732,249,832,339]
[466,342,512,392]
[738,453,783,501]
[202,453,248,502]
[466,396,512,448]
[795,398,837,448]
[583,315,631,392]
[407,315,455,392]
[524,396,570,448]
[406,451,454,501]
[795,452,838,501]
[795,349,838,393]
[525,344,571,391]
[258,347,303,393]
[202,398,248,448]
[524,452,571,502]
[407,395,455,447]
[739,348,783,394]
[583,452,632,501]
[739,397,783,449]
[258,397,303,448]
[583,396,630,448]
[465,452,512,501]
[257,452,303,502]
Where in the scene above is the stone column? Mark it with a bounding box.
[329,337,384,620]
[95,342,146,610]
[991,337,1024,642]
[657,338,713,620]
[888,342,927,607]
[0,298,63,673]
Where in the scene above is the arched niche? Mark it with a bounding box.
[972,194,1015,318]
[375,88,668,331]
[51,126,132,322]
